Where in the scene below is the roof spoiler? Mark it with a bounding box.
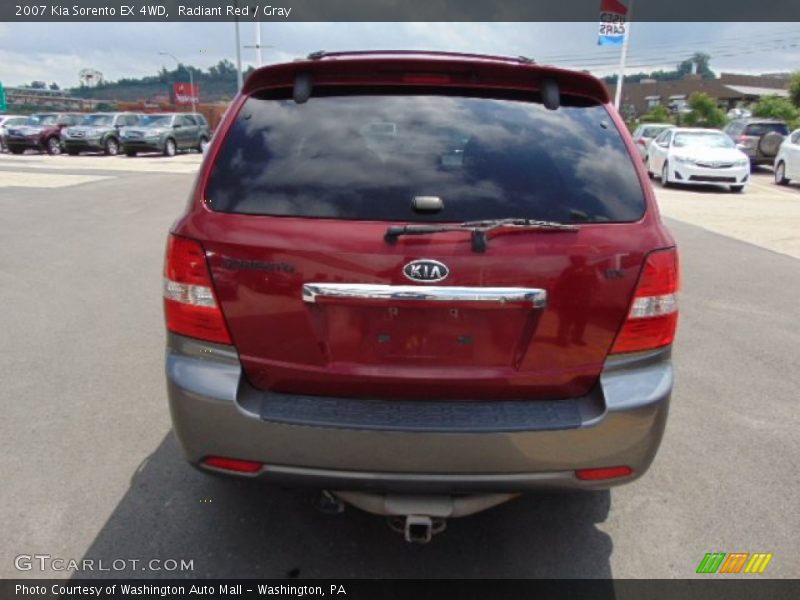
[243,57,610,106]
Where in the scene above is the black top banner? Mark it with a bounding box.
[3,0,800,22]
[3,579,800,600]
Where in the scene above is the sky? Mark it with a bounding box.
[1,22,799,89]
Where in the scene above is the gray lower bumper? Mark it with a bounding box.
[166,333,671,493]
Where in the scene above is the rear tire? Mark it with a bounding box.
[661,162,672,188]
[164,138,176,157]
[774,161,789,185]
[104,137,119,156]
[46,137,61,156]
[730,185,744,193]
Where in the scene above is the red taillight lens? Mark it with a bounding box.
[203,456,262,473]
[575,466,633,481]
[637,139,646,146]
[163,235,232,344]
[611,248,679,354]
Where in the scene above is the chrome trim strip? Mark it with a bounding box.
[302,283,547,307]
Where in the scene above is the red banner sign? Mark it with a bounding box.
[173,82,199,105]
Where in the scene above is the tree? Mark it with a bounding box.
[677,52,714,79]
[788,72,800,108]
[640,104,671,123]
[49,82,59,91]
[603,52,715,84]
[751,95,799,128]
[683,92,726,128]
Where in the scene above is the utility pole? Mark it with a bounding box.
[255,23,262,67]
[234,0,243,90]
[244,24,273,69]
[613,0,634,112]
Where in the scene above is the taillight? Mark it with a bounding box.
[610,248,679,354]
[576,466,633,481]
[636,139,646,146]
[163,234,232,344]
[203,456,262,473]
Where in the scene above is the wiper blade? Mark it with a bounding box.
[459,218,579,230]
[384,218,578,253]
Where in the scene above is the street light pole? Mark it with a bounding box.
[234,0,243,91]
[158,51,196,114]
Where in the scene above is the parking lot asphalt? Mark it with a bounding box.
[1,154,798,579]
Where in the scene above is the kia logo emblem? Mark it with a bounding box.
[403,259,449,283]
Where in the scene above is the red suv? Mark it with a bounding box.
[164,51,679,542]
[5,113,82,155]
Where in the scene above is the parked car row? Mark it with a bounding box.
[0,111,211,157]
[633,118,798,193]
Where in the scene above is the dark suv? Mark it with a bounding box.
[724,118,789,167]
[5,113,82,155]
[63,112,141,156]
[164,52,678,542]
[120,112,210,156]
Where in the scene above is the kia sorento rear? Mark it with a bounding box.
[164,52,678,541]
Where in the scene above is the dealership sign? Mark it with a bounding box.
[173,82,199,105]
[597,0,629,46]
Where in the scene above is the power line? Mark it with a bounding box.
[535,30,800,67]
[542,40,800,72]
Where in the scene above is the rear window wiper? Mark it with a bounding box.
[384,218,579,253]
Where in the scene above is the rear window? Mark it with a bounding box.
[642,126,669,138]
[745,122,789,136]
[205,90,646,223]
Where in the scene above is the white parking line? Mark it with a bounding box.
[0,172,113,188]
[0,153,202,175]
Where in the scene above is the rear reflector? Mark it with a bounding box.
[203,456,263,473]
[163,235,232,345]
[575,466,633,481]
[610,248,679,354]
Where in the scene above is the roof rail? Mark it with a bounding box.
[306,50,535,64]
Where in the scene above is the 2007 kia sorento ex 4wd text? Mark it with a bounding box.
[164,51,678,540]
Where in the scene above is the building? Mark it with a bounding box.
[606,73,791,117]
[5,87,100,111]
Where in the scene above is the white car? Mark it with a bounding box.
[773,128,800,186]
[0,114,28,152]
[647,128,750,193]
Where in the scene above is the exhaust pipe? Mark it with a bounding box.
[312,490,345,515]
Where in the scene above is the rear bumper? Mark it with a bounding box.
[166,333,672,493]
